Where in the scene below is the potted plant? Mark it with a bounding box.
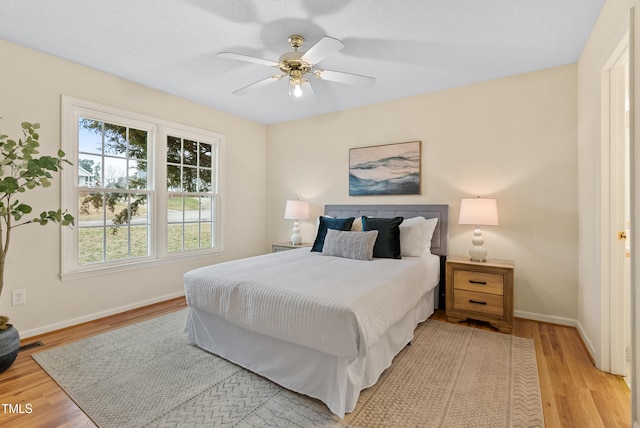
[0,122,74,372]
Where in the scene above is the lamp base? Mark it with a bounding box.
[468,227,488,263]
[290,220,302,245]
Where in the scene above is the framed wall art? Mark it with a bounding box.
[349,141,421,196]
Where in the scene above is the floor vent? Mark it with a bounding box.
[19,341,44,352]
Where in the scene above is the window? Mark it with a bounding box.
[77,118,151,264]
[61,97,224,278]
[166,133,217,253]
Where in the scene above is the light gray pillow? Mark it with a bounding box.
[322,229,378,261]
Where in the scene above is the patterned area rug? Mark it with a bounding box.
[33,309,544,427]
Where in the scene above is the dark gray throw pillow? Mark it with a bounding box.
[362,216,403,259]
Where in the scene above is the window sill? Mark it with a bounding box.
[60,249,225,281]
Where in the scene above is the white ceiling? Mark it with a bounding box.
[1,0,604,124]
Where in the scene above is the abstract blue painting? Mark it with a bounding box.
[349,141,421,196]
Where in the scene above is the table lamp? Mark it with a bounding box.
[284,200,309,245]
[458,197,499,262]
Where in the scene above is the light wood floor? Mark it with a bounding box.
[0,298,631,427]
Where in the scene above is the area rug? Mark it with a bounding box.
[33,309,544,427]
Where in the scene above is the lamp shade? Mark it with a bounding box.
[284,200,309,220]
[458,198,499,226]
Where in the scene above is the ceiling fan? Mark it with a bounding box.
[218,34,375,101]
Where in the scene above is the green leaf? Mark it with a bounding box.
[16,204,32,214]
[0,177,19,193]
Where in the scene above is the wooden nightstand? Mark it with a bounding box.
[272,242,312,252]
[445,256,514,334]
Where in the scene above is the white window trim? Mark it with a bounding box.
[60,96,225,280]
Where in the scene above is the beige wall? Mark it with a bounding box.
[576,0,634,368]
[0,40,268,337]
[267,65,579,323]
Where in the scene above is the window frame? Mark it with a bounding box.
[61,96,225,280]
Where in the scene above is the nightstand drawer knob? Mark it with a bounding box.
[469,280,487,285]
[469,299,487,305]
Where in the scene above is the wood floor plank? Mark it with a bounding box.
[0,301,631,427]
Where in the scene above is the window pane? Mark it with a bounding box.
[200,222,212,248]
[167,165,181,191]
[200,196,212,221]
[199,142,212,168]
[129,128,148,160]
[167,136,181,163]
[79,228,103,264]
[130,193,148,225]
[184,223,200,251]
[198,169,212,192]
[104,157,127,188]
[168,195,184,223]
[105,192,129,225]
[129,160,147,189]
[79,192,104,226]
[106,227,128,261]
[130,226,148,257]
[167,224,183,252]
[103,123,127,156]
[78,154,102,188]
[183,139,198,166]
[182,166,198,192]
[78,119,103,155]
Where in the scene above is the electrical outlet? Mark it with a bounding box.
[12,288,26,306]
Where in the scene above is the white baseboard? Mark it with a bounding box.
[515,310,598,365]
[19,291,185,339]
[514,310,577,327]
[575,320,598,366]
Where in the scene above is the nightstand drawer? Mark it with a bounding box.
[452,270,504,295]
[453,290,504,316]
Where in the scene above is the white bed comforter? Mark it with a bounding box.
[184,249,439,359]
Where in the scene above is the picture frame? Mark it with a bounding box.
[349,141,421,196]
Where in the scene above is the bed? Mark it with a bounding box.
[184,204,449,418]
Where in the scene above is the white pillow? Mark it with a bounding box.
[398,216,439,256]
[399,216,426,256]
[322,229,378,261]
[423,217,439,253]
[351,216,363,231]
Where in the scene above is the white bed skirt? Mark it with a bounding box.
[184,288,435,418]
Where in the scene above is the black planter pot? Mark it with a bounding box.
[0,324,20,373]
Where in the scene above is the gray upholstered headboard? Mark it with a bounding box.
[324,204,449,256]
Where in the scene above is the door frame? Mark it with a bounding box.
[600,31,630,376]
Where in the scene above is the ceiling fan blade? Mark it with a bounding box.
[232,75,282,95]
[288,81,317,103]
[218,52,279,68]
[301,36,344,65]
[315,69,375,88]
